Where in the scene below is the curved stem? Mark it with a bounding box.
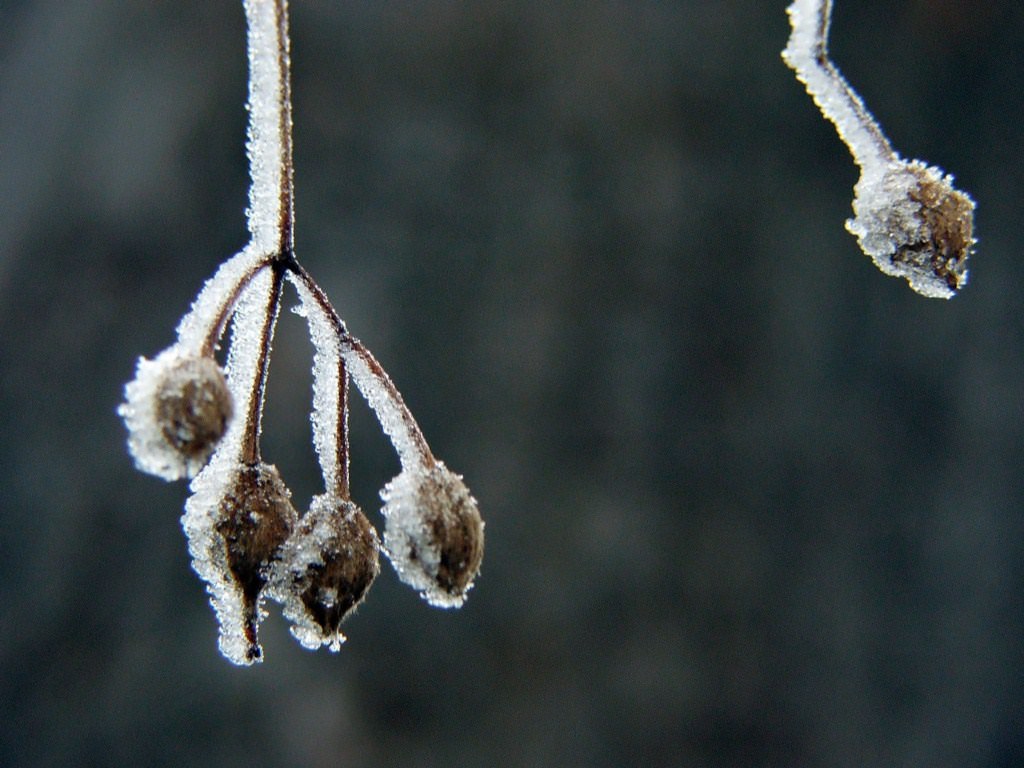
[285,262,435,471]
[199,259,273,358]
[783,0,895,174]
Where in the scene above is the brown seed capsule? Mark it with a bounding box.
[156,355,233,468]
[894,164,974,294]
[381,463,484,608]
[273,495,380,650]
[215,463,297,662]
[848,160,975,298]
[121,349,234,481]
[156,356,233,458]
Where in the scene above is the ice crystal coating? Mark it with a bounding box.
[289,273,426,470]
[847,161,973,298]
[244,0,290,253]
[381,463,484,608]
[186,461,297,665]
[223,267,277,460]
[782,0,893,176]
[289,281,345,491]
[175,244,268,353]
[120,348,233,480]
[271,494,380,651]
[782,0,975,298]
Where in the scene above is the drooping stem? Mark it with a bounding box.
[199,259,273,358]
[275,0,295,257]
[782,0,895,176]
[241,264,285,464]
[286,264,435,471]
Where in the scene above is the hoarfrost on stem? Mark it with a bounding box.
[782,0,975,298]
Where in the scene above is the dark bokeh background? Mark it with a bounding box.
[3,1,1023,765]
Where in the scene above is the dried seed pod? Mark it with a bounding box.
[215,462,297,662]
[271,495,380,651]
[847,161,974,298]
[157,356,233,458]
[120,349,233,480]
[381,463,484,608]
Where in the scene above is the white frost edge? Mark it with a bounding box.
[288,275,343,492]
[120,347,192,480]
[175,242,268,354]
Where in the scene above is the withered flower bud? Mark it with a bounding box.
[120,349,233,481]
[271,495,380,651]
[381,463,484,608]
[216,462,297,662]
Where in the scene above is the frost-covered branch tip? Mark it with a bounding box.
[782,0,975,299]
[119,0,483,665]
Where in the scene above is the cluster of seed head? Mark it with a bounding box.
[119,260,483,665]
[119,0,482,665]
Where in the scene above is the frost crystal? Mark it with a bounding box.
[244,0,290,252]
[847,161,973,298]
[782,0,975,297]
[175,243,269,354]
[289,277,345,492]
[382,463,484,608]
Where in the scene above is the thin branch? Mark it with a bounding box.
[286,263,435,470]
[241,264,285,464]
[782,0,893,175]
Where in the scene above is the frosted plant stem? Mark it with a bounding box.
[198,260,272,358]
[172,246,272,357]
[334,353,351,499]
[244,0,294,257]
[122,0,484,663]
[241,265,284,464]
[782,0,894,176]
[233,0,293,465]
[275,0,295,256]
[287,264,435,472]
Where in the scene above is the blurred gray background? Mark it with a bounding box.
[2,1,1022,766]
